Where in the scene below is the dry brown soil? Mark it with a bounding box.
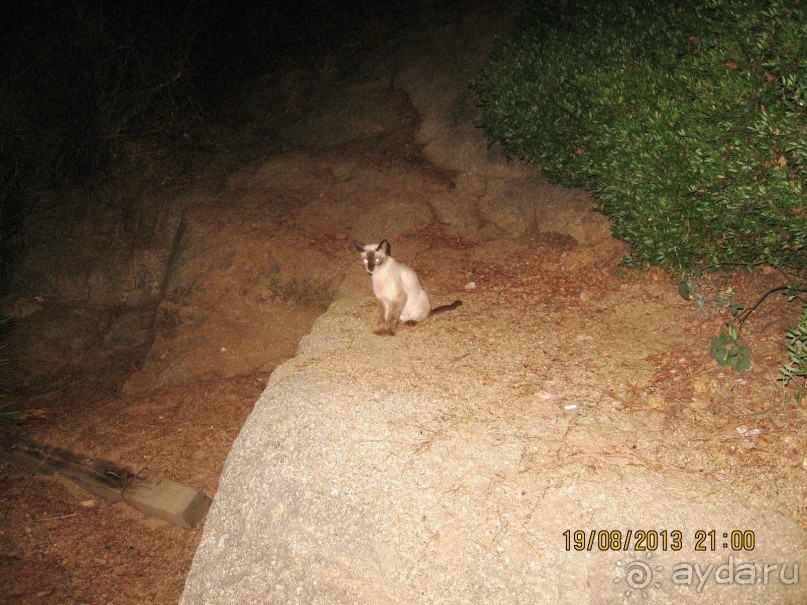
[3,171,805,605]
[2,11,806,605]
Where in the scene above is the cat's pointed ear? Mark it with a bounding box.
[353,240,366,252]
[377,240,390,255]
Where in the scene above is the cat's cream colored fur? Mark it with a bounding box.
[354,239,460,335]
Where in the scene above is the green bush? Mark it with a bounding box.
[472,0,806,276]
[781,303,807,384]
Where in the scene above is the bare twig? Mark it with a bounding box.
[736,284,801,327]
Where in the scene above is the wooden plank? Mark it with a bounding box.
[0,437,211,529]
[124,477,211,530]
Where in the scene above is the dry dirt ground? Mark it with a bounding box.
[2,5,806,605]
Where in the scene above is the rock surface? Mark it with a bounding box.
[182,298,806,604]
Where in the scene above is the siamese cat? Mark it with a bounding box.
[354,239,462,336]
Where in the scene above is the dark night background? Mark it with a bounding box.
[0,0,437,290]
[1,0,420,170]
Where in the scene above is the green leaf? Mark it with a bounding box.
[711,327,752,373]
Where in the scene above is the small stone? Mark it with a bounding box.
[736,426,761,438]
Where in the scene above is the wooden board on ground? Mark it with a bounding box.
[0,437,211,529]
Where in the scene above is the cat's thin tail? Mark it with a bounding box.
[431,300,462,315]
